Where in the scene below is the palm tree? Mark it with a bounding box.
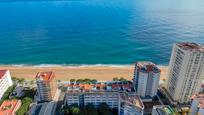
[30,80,34,88]
[91,79,97,84]
[113,77,119,81]
[18,78,25,86]
[70,79,75,83]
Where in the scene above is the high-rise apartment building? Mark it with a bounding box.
[0,70,13,100]
[133,61,160,97]
[167,42,204,103]
[36,71,57,102]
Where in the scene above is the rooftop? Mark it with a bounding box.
[177,42,204,51]
[120,93,144,109]
[65,81,132,93]
[153,105,176,115]
[0,100,21,115]
[136,61,160,73]
[0,70,8,80]
[36,71,54,81]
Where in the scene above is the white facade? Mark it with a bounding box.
[66,91,144,115]
[0,70,13,100]
[133,62,160,97]
[66,91,119,108]
[167,43,204,103]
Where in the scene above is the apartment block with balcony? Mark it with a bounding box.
[36,71,57,102]
[65,84,144,115]
[0,70,13,100]
[133,61,160,98]
[166,42,204,103]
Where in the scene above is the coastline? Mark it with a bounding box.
[0,64,169,81]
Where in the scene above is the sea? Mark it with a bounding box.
[0,0,204,66]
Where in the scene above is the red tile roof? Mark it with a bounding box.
[36,71,54,81]
[0,70,8,80]
[0,100,21,115]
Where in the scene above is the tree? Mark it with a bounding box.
[16,97,32,115]
[12,77,18,81]
[119,77,127,82]
[30,80,34,87]
[70,79,75,83]
[60,106,70,115]
[98,103,110,115]
[113,77,119,81]
[0,85,16,104]
[91,79,97,84]
[18,78,25,85]
[83,78,91,84]
[70,106,80,115]
[76,79,83,84]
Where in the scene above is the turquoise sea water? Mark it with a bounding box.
[0,0,204,65]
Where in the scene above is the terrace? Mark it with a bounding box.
[0,99,21,115]
[120,93,144,109]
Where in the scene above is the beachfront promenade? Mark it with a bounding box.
[0,65,168,81]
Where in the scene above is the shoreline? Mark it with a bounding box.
[0,65,169,81]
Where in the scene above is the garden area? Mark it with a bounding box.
[0,84,35,115]
[0,85,16,105]
[16,88,36,115]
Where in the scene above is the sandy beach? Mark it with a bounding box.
[0,65,168,81]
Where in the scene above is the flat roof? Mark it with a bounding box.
[177,42,204,51]
[0,99,21,114]
[66,82,132,93]
[0,70,8,79]
[136,61,160,73]
[120,93,144,109]
[36,71,54,81]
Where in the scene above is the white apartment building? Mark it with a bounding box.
[133,61,160,97]
[65,91,144,115]
[66,91,119,108]
[166,42,204,103]
[0,70,13,100]
[191,94,204,115]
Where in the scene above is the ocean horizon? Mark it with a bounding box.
[0,0,204,65]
